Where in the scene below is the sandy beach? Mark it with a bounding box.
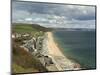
[45,32,81,71]
[46,32,64,56]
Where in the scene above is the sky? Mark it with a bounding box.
[12,0,96,29]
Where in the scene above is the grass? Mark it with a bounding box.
[12,63,38,73]
[12,24,38,33]
[12,23,48,38]
[12,42,47,74]
[12,23,51,34]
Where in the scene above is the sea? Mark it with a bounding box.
[53,30,96,69]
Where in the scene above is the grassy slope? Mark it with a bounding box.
[12,23,49,74]
[12,43,47,74]
[12,23,51,33]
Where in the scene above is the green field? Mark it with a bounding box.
[12,23,51,33]
[12,24,37,33]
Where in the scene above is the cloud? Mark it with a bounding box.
[12,1,96,29]
[25,18,33,21]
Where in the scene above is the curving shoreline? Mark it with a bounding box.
[45,32,81,71]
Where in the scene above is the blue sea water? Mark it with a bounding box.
[53,30,96,69]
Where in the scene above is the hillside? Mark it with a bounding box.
[12,23,52,33]
[12,41,48,74]
[12,23,50,74]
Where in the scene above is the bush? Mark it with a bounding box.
[12,42,47,73]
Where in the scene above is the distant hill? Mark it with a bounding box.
[12,23,52,33]
[31,24,52,32]
[51,28,95,31]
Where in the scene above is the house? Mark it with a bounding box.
[12,34,15,38]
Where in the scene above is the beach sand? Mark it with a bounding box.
[46,32,64,56]
[46,32,81,71]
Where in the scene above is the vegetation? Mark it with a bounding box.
[12,23,51,34]
[12,23,52,39]
[12,23,50,74]
[12,41,47,74]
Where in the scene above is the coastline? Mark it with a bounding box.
[45,32,81,71]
